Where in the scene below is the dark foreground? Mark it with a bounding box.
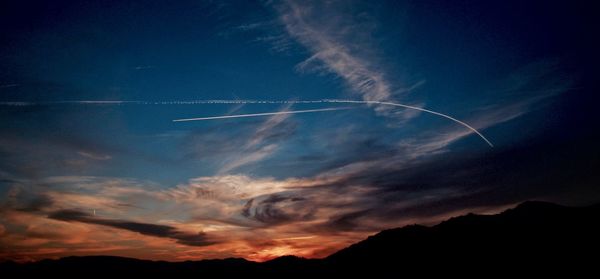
[2,201,599,275]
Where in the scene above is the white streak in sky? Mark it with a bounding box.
[173,107,351,122]
[0,98,493,147]
[171,99,493,147]
[323,99,494,147]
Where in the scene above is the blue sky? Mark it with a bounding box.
[0,0,597,261]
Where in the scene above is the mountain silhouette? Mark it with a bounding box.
[2,201,598,276]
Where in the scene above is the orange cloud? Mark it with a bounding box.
[0,172,511,262]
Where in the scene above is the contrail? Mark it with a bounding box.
[322,99,494,147]
[172,107,352,122]
[0,98,493,146]
[172,99,493,147]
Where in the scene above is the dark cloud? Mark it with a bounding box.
[313,133,600,232]
[253,125,400,178]
[0,178,18,184]
[318,137,399,173]
[324,209,373,232]
[182,127,247,160]
[0,123,178,183]
[48,209,214,246]
[0,131,117,179]
[242,194,314,225]
[241,199,254,218]
[16,194,53,213]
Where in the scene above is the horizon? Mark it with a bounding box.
[4,200,598,264]
[3,200,589,263]
[0,0,597,263]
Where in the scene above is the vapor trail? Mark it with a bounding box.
[322,99,494,147]
[172,107,352,122]
[0,98,493,146]
[172,99,493,147]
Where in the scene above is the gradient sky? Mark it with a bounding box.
[0,0,597,262]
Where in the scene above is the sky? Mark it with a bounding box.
[0,0,598,262]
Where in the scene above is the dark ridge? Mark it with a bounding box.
[325,200,600,274]
[2,201,599,275]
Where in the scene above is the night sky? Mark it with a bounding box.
[0,0,597,262]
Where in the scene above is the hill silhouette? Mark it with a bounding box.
[2,201,598,275]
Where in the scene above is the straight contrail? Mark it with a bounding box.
[172,107,352,122]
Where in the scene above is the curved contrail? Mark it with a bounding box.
[321,99,493,147]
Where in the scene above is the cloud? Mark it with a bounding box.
[0,131,121,179]
[217,104,297,174]
[0,174,356,261]
[351,58,576,160]
[173,107,351,122]
[77,151,112,161]
[133,65,154,70]
[269,1,573,150]
[219,144,279,174]
[272,0,422,120]
[47,209,213,247]
[242,194,313,225]
[15,194,54,213]
[177,103,301,173]
[2,126,595,262]
[0,55,576,261]
[0,0,589,264]
[0,83,19,89]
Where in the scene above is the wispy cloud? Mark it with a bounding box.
[0,83,19,89]
[173,107,351,122]
[217,104,297,174]
[48,209,213,247]
[219,144,279,174]
[0,53,575,261]
[133,65,154,70]
[0,0,583,263]
[271,0,422,119]
[2,119,593,262]
[0,174,357,261]
[77,151,112,161]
